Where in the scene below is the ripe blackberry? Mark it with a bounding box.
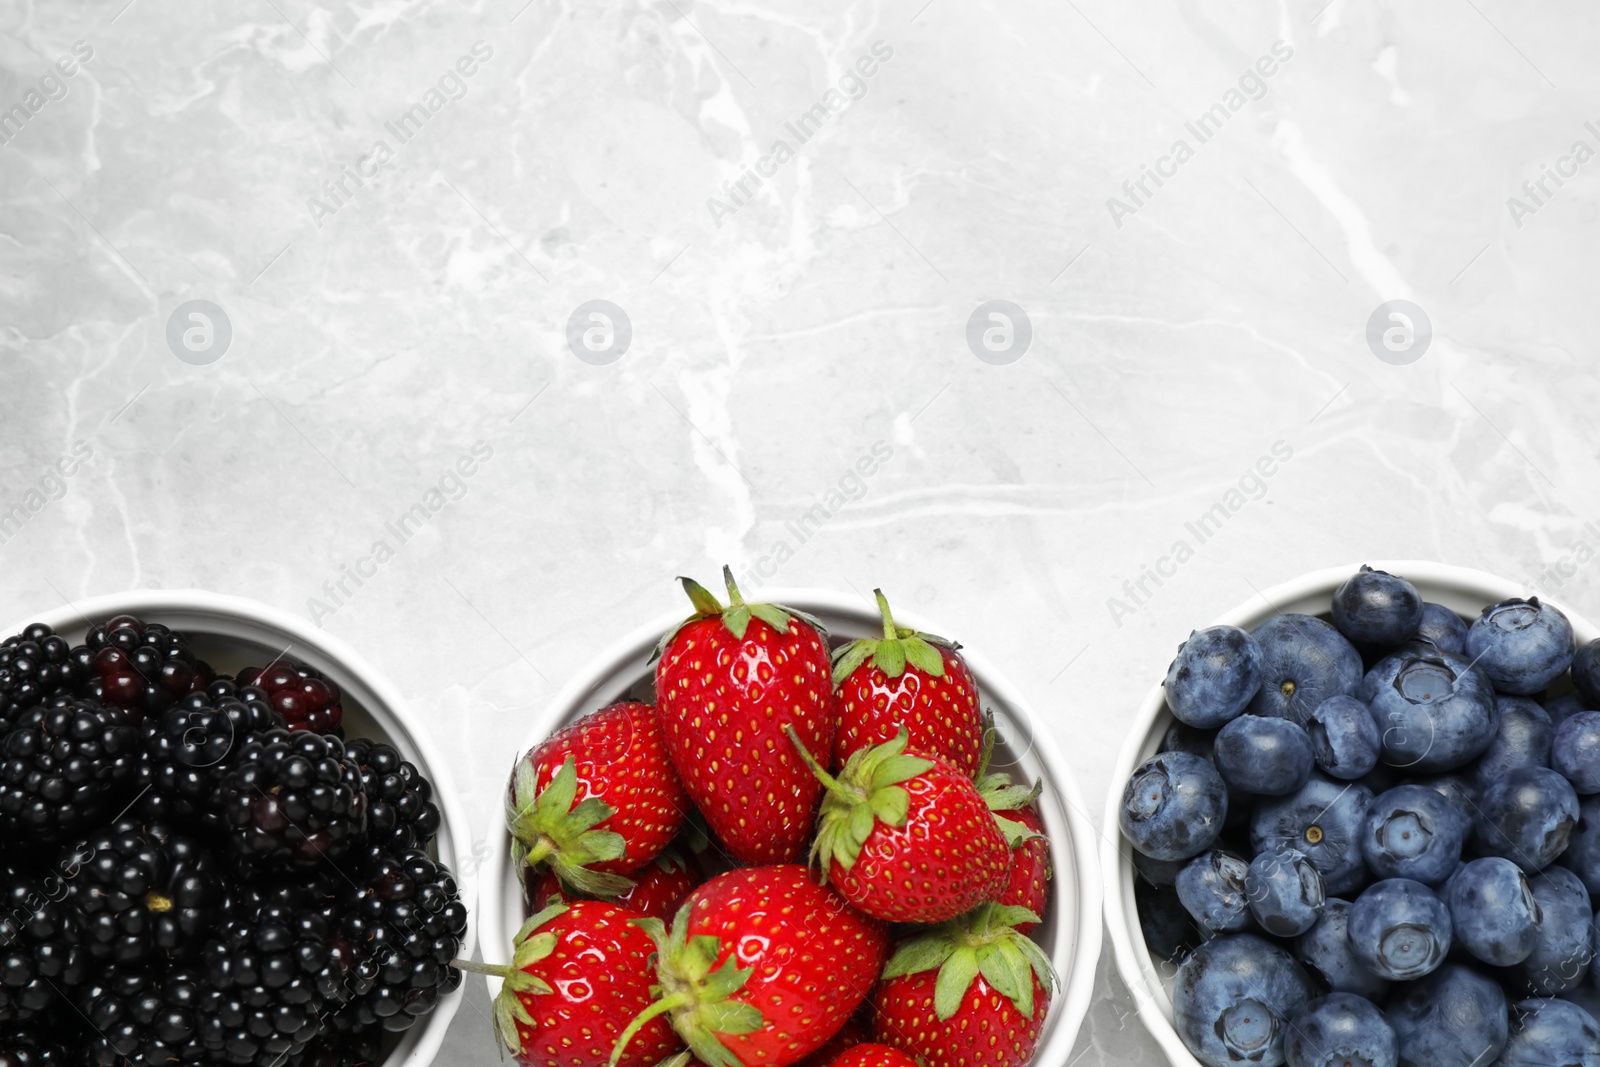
[0,861,86,1024]
[76,965,203,1067]
[297,1027,381,1067]
[344,739,441,852]
[328,846,466,1035]
[0,698,140,842]
[220,729,367,869]
[62,818,223,964]
[237,660,344,736]
[0,624,82,733]
[0,1014,71,1067]
[135,683,284,830]
[77,614,212,719]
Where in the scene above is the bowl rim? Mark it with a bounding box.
[1099,559,1600,1067]
[475,585,1103,1066]
[0,588,476,1067]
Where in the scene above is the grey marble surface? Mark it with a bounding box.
[5,0,1600,1064]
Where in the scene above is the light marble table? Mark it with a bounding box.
[3,1,1598,1065]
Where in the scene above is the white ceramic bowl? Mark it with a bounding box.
[1101,561,1600,1067]
[2,589,475,1067]
[478,588,1103,1066]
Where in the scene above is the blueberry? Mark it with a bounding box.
[1475,696,1553,789]
[1385,964,1507,1067]
[1415,602,1470,657]
[1347,878,1451,981]
[1360,785,1466,885]
[1251,776,1373,896]
[1173,933,1315,1067]
[1133,848,1188,887]
[1285,993,1398,1067]
[1443,857,1540,967]
[1137,879,1201,963]
[1215,716,1315,796]
[1466,597,1575,696]
[1558,795,1600,894]
[1294,899,1389,999]
[1245,847,1325,937]
[1165,626,1265,729]
[1543,690,1593,728]
[1332,566,1424,648]
[1120,751,1229,862]
[1475,766,1579,873]
[1553,710,1600,794]
[1307,696,1381,780]
[1162,721,1217,762]
[1497,998,1600,1067]
[1511,866,1593,995]
[1361,648,1499,773]
[1247,615,1365,726]
[1575,638,1600,707]
[1400,773,1478,812]
[1177,850,1255,933]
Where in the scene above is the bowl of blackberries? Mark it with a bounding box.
[1104,561,1600,1067]
[0,591,473,1067]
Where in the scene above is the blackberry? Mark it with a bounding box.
[135,683,284,830]
[0,861,85,1024]
[344,740,441,853]
[76,966,203,1067]
[237,660,344,736]
[328,846,465,1034]
[0,698,140,842]
[77,614,212,719]
[296,1027,381,1067]
[0,624,82,733]
[62,818,223,964]
[0,1014,71,1067]
[220,729,368,869]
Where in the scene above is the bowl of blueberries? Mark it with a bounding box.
[1102,561,1600,1067]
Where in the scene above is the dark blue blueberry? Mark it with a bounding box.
[1558,795,1600,894]
[1307,695,1381,780]
[1475,766,1579,873]
[1385,964,1507,1067]
[1443,857,1540,967]
[1177,850,1255,933]
[1247,615,1364,726]
[1165,626,1265,729]
[1246,847,1325,937]
[1162,720,1217,762]
[1553,710,1600,794]
[1137,878,1201,963]
[1466,597,1575,696]
[1543,690,1593,728]
[1360,785,1466,885]
[1285,993,1398,1067]
[1511,866,1593,995]
[1415,602,1470,657]
[1497,998,1600,1067]
[1120,751,1228,862]
[1295,898,1389,999]
[1133,848,1187,887]
[1475,696,1553,789]
[1215,716,1316,796]
[1361,648,1498,773]
[1575,639,1600,707]
[1348,878,1451,981]
[1173,933,1315,1067]
[1332,566,1424,648]
[1400,773,1478,812]
[1252,776,1373,896]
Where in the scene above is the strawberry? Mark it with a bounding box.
[824,1046,921,1067]
[507,701,688,897]
[831,590,983,776]
[870,904,1055,1067]
[792,727,1011,924]
[792,1017,868,1067]
[611,865,887,1067]
[653,568,834,865]
[524,846,701,921]
[974,725,1051,934]
[459,900,682,1067]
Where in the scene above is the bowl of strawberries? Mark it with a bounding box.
[475,570,1101,1067]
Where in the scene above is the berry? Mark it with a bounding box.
[1176,850,1253,933]
[1163,625,1263,730]
[0,624,82,732]
[1172,934,1313,1067]
[134,684,285,830]
[1466,597,1576,696]
[654,569,834,866]
[1136,880,1200,963]
[345,738,442,853]
[1443,857,1540,967]
[1552,710,1600,793]
[1246,614,1363,726]
[1359,784,1466,885]
[75,965,204,1067]
[991,804,1050,934]
[220,728,368,869]
[830,590,984,776]
[1119,751,1227,862]
[1293,899,1388,1000]
[1360,648,1499,773]
[1498,998,1600,1067]
[1305,695,1380,780]
[1249,776,1372,896]
[1245,847,1324,937]
[0,861,85,1023]
[1385,964,1507,1067]
[1285,993,1397,1067]
[1510,866,1592,995]
[507,701,686,897]
[0,698,139,842]
[1331,565,1423,647]
[1575,638,1600,706]
[236,660,344,736]
[1214,715,1314,796]
[79,614,211,718]
[0,1017,69,1067]
[1347,878,1450,981]
[299,1028,383,1067]
[1477,696,1555,789]
[1415,602,1470,656]
[1475,766,1578,872]
[823,1046,919,1067]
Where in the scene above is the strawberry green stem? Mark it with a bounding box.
[451,959,515,978]
[875,588,899,640]
[679,577,724,617]
[722,565,746,607]
[610,991,693,1067]
[785,726,861,802]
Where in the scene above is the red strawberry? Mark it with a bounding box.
[825,1046,921,1067]
[792,728,1011,924]
[791,1017,868,1067]
[653,568,834,865]
[612,865,887,1067]
[974,728,1051,934]
[459,900,682,1067]
[831,590,983,776]
[524,846,701,921]
[507,701,688,896]
[870,904,1055,1067]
